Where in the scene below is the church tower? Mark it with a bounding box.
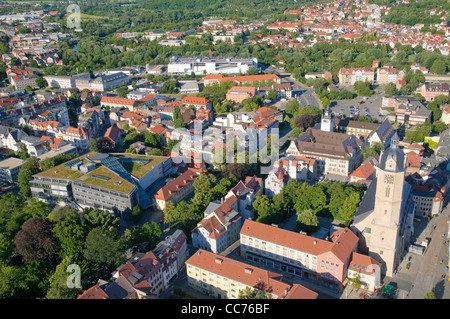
[320,106,334,132]
[369,133,407,277]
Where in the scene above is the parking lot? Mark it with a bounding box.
[329,92,386,123]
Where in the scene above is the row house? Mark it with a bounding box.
[78,230,187,299]
[186,249,319,299]
[338,67,375,85]
[240,219,361,292]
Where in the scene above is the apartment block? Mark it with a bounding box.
[240,219,359,292]
[0,157,24,184]
[186,249,318,299]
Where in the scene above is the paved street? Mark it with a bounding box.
[380,205,450,299]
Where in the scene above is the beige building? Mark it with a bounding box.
[442,104,450,125]
[286,128,363,177]
[338,67,375,85]
[351,134,415,277]
[185,249,318,299]
[153,167,207,210]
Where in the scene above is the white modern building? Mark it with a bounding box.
[168,56,258,75]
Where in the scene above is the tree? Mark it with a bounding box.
[295,114,314,130]
[83,208,120,235]
[46,256,83,299]
[430,59,447,75]
[266,88,278,101]
[238,286,268,299]
[17,143,29,160]
[253,195,275,224]
[53,218,89,260]
[117,85,129,98]
[424,292,436,299]
[131,206,143,223]
[222,163,248,181]
[18,157,40,198]
[173,105,185,129]
[83,227,125,270]
[122,222,162,252]
[353,81,374,96]
[35,76,48,89]
[433,121,448,134]
[14,218,59,264]
[296,209,319,235]
[88,138,102,152]
[384,82,398,96]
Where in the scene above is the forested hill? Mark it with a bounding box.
[48,0,327,34]
[368,0,450,26]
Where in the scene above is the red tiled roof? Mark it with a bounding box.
[101,96,136,106]
[181,96,211,106]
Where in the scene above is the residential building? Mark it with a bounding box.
[416,82,450,102]
[0,157,24,184]
[349,157,378,186]
[186,249,318,299]
[376,67,398,84]
[153,167,207,210]
[240,219,359,292]
[336,118,395,147]
[265,166,288,198]
[79,230,187,299]
[100,96,138,111]
[338,67,375,85]
[180,96,212,111]
[347,252,382,292]
[382,96,432,125]
[275,155,317,182]
[191,196,242,254]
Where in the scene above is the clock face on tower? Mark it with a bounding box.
[384,174,394,184]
